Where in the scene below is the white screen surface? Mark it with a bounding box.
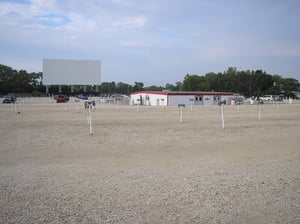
[43,59,101,85]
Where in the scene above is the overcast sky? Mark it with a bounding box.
[1,0,299,86]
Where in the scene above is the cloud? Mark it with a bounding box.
[34,13,70,27]
[29,0,58,14]
[112,15,147,28]
[0,0,64,27]
[0,0,299,85]
[118,40,148,47]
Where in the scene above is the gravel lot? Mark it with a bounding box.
[0,98,299,223]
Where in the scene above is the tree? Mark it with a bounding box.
[0,64,15,93]
[182,74,203,91]
[116,82,131,95]
[165,83,176,91]
[132,82,144,92]
[253,70,273,96]
[282,78,299,97]
[144,85,163,91]
[223,67,237,92]
[165,82,183,91]
[175,82,183,91]
[0,64,43,94]
[264,75,283,95]
[99,82,116,95]
[205,72,219,91]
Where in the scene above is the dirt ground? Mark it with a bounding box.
[0,97,299,224]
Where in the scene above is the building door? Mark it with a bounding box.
[195,95,203,105]
[213,95,220,105]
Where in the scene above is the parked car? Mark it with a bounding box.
[2,94,16,104]
[272,95,283,101]
[55,95,67,103]
[77,94,88,100]
[260,95,273,101]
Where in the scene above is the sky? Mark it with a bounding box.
[0,0,300,86]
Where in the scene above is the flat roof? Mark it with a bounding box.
[130,91,243,96]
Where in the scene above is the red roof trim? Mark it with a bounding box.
[130,91,238,96]
[131,91,169,96]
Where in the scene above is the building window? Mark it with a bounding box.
[214,96,220,101]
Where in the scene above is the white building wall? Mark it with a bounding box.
[130,93,167,106]
[130,93,141,105]
[168,95,194,106]
[194,95,203,105]
[202,95,214,106]
[220,95,232,105]
[147,94,167,106]
[130,92,241,106]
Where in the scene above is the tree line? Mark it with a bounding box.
[0,64,43,96]
[179,67,300,98]
[0,64,299,98]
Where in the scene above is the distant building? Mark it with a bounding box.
[130,91,244,106]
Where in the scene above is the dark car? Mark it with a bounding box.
[3,94,16,104]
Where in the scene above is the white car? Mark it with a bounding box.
[260,95,273,101]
